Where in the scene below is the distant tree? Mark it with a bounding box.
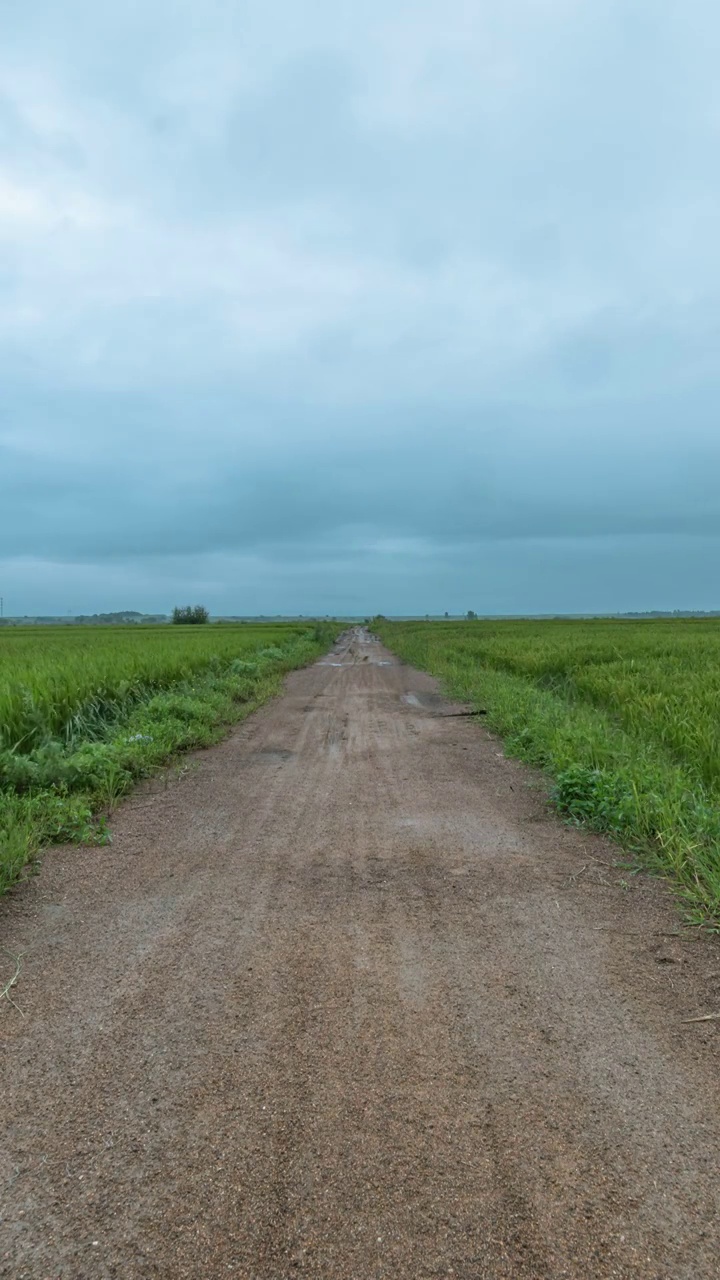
[444,611,449,618]
[172,604,210,625]
[466,610,477,620]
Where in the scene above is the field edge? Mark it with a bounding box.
[0,624,341,899]
[375,619,720,928]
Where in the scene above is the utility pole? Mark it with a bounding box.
[0,597,3,619]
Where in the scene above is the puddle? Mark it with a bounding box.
[317,659,394,667]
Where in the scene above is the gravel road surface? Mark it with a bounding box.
[1,629,719,1278]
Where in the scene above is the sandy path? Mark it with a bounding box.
[1,629,719,1279]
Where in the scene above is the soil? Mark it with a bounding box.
[1,628,720,1279]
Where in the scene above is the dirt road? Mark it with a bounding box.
[2,629,720,1279]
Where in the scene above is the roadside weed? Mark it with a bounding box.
[0,622,340,895]
[377,618,720,925]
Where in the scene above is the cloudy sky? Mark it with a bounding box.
[2,0,719,616]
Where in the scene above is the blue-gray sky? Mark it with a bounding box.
[2,0,720,616]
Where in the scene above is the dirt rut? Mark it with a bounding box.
[1,629,720,1279]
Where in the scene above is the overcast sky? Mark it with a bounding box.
[2,0,719,616]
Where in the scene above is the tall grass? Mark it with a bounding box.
[0,623,316,752]
[0,622,340,896]
[376,618,720,924]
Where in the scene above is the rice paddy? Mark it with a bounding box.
[0,621,339,895]
[376,617,720,924]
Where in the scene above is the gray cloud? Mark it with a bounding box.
[2,1,720,614]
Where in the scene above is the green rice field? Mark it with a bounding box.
[0,621,339,895]
[376,617,720,925]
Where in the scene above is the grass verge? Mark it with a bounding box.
[0,625,338,898]
[376,621,720,927]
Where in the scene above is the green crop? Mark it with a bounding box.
[0,623,320,752]
[375,617,720,926]
[0,621,340,895]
